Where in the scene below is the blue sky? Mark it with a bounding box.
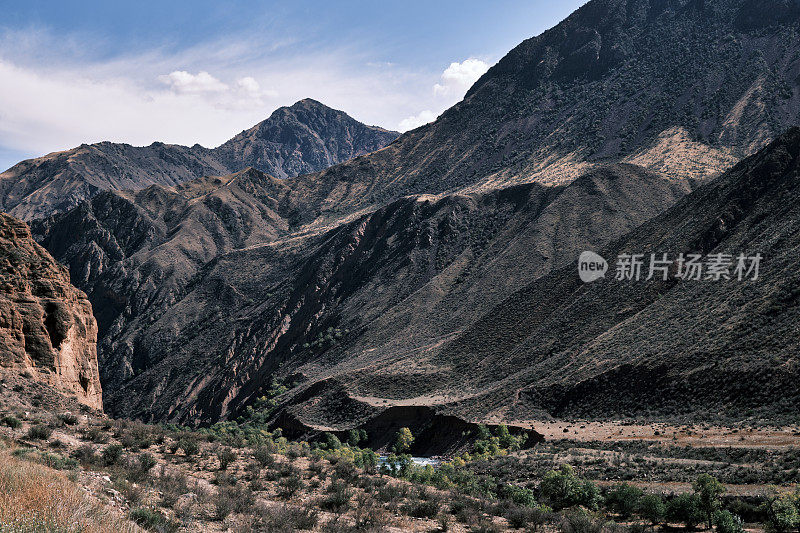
[0,0,586,171]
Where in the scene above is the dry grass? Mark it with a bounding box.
[0,446,140,532]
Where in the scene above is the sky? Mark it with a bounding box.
[0,0,587,172]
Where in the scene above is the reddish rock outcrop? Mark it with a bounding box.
[0,213,102,410]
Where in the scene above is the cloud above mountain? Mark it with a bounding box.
[433,58,489,97]
[398,57,489,131]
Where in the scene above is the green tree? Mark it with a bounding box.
[693,474,725,529]
[540,465,601,511]
[393,427,414,454]
[638,493,666,525]
[667,493,704,530]
[767,493,800,533]
[606,483,644,518]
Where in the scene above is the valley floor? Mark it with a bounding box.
[1,369,798,532]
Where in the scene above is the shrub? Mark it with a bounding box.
[321,481,352,512]
[81,426,108,443]
[1,415,21,429]
[71,444,97,466]
[102,444,124,466]
[540,465,602,510]
[353,493,389,530]
[501,484,537,507]
[129,507,178,532]
[347,429,368,447]
[156,470,189,508]
[767,493,800,533]
[715,510,744,533]
[217,484,254,517]
[321,432,342,450]
[263,503,320,531]
[278,473,304,499]
[559,510,605,533]
[26,424,53,440]
[36,452,78,470]
[179,437,199,457]
[216,447,236,470]
[253,445,274,467]
[506,505,548,529]
[138,452,157,472]
[638,493,666,525]
[59,413,79,426]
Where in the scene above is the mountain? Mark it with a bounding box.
[34,163,690,422]
[409,127,800,425]
[0,99,398,221]
[270,0,799,227]
[31,0,800,426]
[0,213,102,410]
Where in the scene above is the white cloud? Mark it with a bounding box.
[159,70,229,94]
[397,57,490,132]
[0,28,496,159]
[398,110,436,131]
[433,58,489,98]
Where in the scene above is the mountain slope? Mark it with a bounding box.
[34,163,690,422]
[272,0,799,228]
[0,213,102,409]
[0,99,398,220]
[416,127,800,425]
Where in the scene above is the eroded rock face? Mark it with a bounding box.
[0,213,101,410]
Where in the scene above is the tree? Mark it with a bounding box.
[667,493,704,530]
[693,474,725,529]
[393,427,414,454]
[606,483,643,518]
[638,493,666,525]
[540,465,602,511]
[767,493,800,533]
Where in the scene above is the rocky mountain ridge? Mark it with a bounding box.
[0,213,102,410]
[0,99,398,220]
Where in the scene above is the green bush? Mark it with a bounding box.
[540,465,602,510]
[693,474,725,529]
[129,507,178,532]
[102,444,124,466]
[714,510,744,533]
[767,494,799,533]
[638,493,666,525]
[1,415,21,429]
[605,483,643,518]
[58,413,79,426]
[179,437,199,457]
[26,424,53,440]
[393,427,414,454]
[667,493,704,530]
[216,447,236,470]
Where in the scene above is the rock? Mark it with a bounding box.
[0,213,102,410]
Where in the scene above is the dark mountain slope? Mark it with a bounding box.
[0,99,397,220]
[413,127,800,424]
[275,0,799,225]
[52,164,689,422]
